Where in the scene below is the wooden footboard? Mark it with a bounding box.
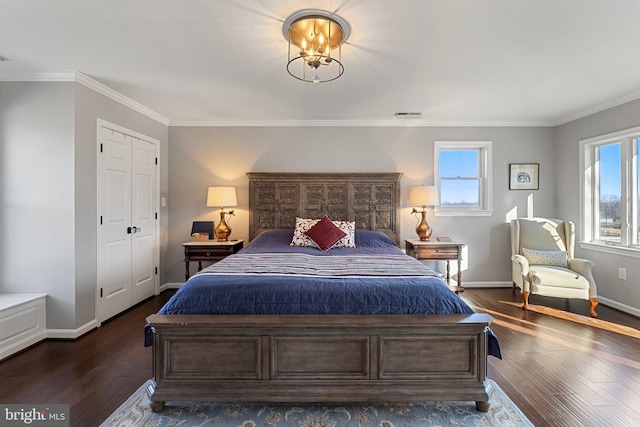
[146,313,493,413]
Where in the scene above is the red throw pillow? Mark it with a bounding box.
[304,216,347,251]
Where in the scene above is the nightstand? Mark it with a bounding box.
[405,239,465,293]
[182,240,244,281]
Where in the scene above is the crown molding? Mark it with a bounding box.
[555,89,640,126]
[73,72,169,125]
[168,119,555,127]
[0,71,76,81]
[0,71,170,126]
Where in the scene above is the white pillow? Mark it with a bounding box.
[522,248,568,268]
[291,217,356,248]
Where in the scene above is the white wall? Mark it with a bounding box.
[0,81,169,331]
[0,82,77,328]
[555,98,640,314]
[167,125,556,284]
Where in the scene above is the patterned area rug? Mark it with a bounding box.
[101,380,533,427]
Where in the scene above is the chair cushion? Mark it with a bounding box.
[523,248,568,268]
[529,266,590,291]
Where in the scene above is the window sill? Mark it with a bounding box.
[434,209,492,217]
[579,241,640,259]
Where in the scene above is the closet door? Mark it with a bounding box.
[97,122,158,323]
[130,138,157,304]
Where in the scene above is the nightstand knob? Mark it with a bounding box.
[205,251,211,256]
[435,249,440,253]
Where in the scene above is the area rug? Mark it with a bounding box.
[101,380,533,427]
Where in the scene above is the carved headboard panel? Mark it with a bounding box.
[247,173,403,244]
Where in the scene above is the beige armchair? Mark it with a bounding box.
[511,217,598,317]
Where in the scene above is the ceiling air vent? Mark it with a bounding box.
[394,112,422,119]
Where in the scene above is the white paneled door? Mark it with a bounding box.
[97,121,159,323]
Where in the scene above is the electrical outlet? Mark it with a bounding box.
[618,267,627,280]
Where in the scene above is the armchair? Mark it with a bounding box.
[511,217,598,317]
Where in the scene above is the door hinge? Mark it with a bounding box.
[100,216,103,225]
[155,157,158,165]
[100,143,103,153]
[155,267,158,275]
[100,288,103,298]
[155,212,158,220]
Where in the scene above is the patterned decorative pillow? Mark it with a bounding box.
[333,220,356,248]
[304,216,347,251]
[522,248,568,268]
[291,217,356,248]
[291,217,319,247]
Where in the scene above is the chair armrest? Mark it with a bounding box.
[568,258,598,299]
[511,254,532,293]
[511,254,529,275]
[568,258,594,275]
[511,254,530,275]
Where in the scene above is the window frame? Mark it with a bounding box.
[433,140,493,217]
[580,126,640,257]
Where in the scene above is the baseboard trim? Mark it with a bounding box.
[162,282,184,290]
[460,281,512,288]
[598,296,640,318]
[47,319,99,340]
[0,332,46,362]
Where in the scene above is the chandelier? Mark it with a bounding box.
[283,10,351,83]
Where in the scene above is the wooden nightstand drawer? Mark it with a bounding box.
[187,247,234,259]
[414,246,459,259]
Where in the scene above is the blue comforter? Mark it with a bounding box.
[152,230,501,357]
[160,230,468,315]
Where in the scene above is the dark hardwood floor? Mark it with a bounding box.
[1,288,639,426]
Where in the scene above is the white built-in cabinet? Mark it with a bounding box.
[97,120,159,323]
[0,294,46,360]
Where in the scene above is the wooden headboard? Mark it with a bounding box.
[247,172,403,243]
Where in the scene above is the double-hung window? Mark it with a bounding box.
[580,127,639,252]
[434,140,492,216]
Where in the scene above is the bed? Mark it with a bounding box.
[146,173,500,413]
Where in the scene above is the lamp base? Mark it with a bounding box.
[414,209,432,241]
[214,212,232,241]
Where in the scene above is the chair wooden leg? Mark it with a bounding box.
[521,291,530,310]
[512,282,516,294]
[589,298,598,318]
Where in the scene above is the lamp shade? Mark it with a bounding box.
[409,185,439,207]
[206,187,237,208]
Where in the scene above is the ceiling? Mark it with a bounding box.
[2,0,640,126]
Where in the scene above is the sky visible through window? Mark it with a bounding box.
[439,150,479,206]
[599,142,620,199]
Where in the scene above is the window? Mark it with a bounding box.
[581,127,640,252]
[434,140,492,216]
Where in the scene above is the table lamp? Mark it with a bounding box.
[206,186,237,241]
[409,185,439,240]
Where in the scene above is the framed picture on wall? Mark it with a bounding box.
[509,163,539,190]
